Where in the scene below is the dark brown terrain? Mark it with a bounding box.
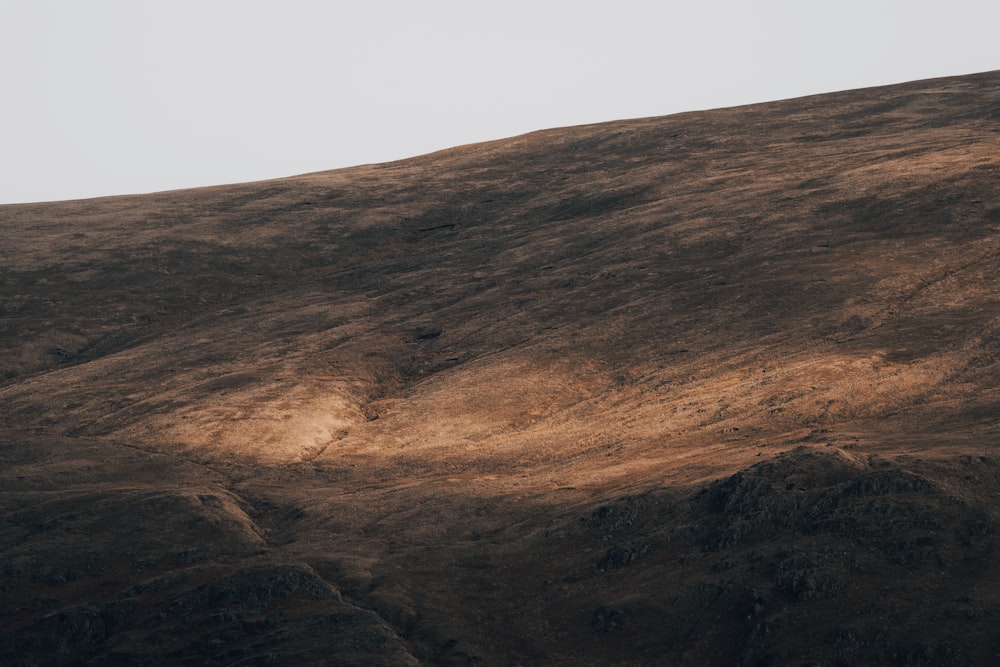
[3,70,1000,665]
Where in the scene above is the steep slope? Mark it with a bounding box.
[2,70,1000,664]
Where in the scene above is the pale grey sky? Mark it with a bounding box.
[1,1,997,204]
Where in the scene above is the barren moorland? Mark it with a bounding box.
[3,70,1000,664]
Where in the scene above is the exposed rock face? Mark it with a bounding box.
[3,70,1000,664]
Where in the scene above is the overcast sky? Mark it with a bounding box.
[1,1,998,204]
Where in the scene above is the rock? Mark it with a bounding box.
[591,606,627,633]
[597,542,653,572]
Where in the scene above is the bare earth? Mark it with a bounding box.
[3,70,1000,665]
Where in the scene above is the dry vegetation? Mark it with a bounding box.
[3,70,1000,665]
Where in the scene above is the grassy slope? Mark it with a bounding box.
[2,70,1000,664]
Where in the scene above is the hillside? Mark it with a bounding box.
[3,70,1000,665]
